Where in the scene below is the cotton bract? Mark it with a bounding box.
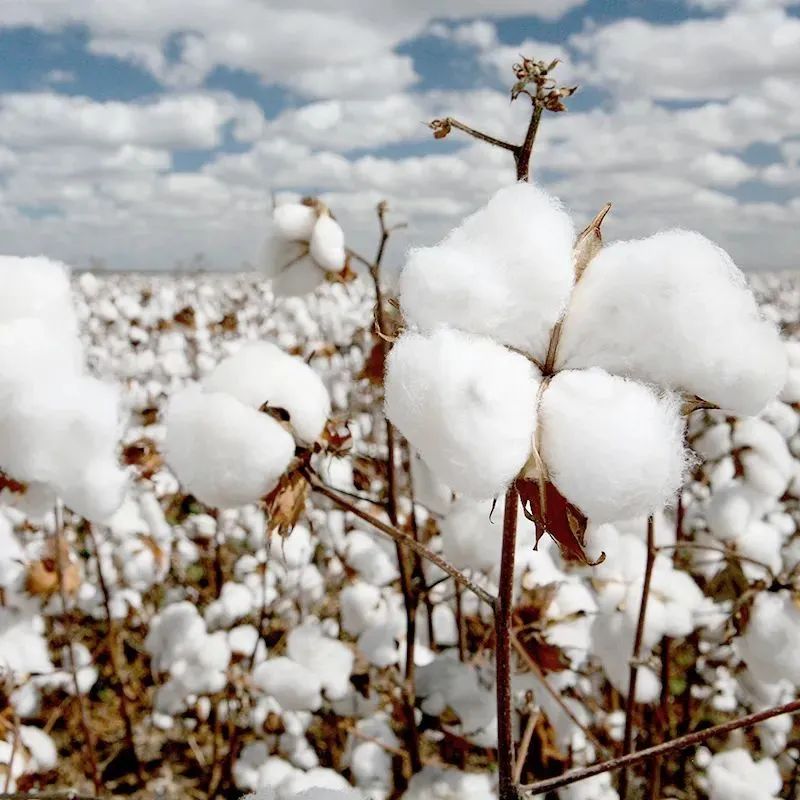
[262,202,347,297]
[387,183,785,527]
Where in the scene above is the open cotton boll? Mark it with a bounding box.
[286,622,354,700]
[539,369,687,523]
[403,766,495,800]
[557,230,786,415]
[399,182,574,358]
[309,214,346,273]
[252,656,323,712]
[261,236,324,298]
[202,342,331,443]
[274,203,317,242]
[385,327,539,499]
[0,255,78,336]
[164,385,294,508]
[706,749,782,800]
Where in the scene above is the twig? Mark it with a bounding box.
[3,714,20,793]
[511,635,609,756]
[515,105,543,181]
[308,477,495,607]
[53,502,102,795]
[0,795,101,800]
[496,486,521,800]
[431,117,518,153]
[519,697,800,796]
[85,524,144,786]
[514,708,540,785]
[656,542,776,579]
[619,515,657,799]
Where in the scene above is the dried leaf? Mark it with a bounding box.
[265,470,310,537]
[0,470,27,495]
[173,305,197,329]
[517,633,570,674]
[359,341,386,387]
[517,478,604,566]
[320,419,353,456]
[573,203,611,280]
[25,540,81,598]
[122,438,163,479]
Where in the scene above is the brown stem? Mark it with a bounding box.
[516,104,543,181]
[3,715,20,793]
[435,117,518,153]
[496,486,521,800]
[619,515,657,799]
[455,585,467,662]
[657,541,775,579]
[309,477,495,606]
[520,697,800,796]
[53,503,102,795]
[85,523,144,786]
[514,709,540,785]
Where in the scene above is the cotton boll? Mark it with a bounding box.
[403,766,495,800]
[0,255,78,337]
[706,749,781,800]
[202,343,331,443]
[164,385,294,508]
[262,238,324,298]
[385,327,539,499]
[735,591,800,687]
[252,657,323,712]
[274,203,317,242]
[340,582,388,637]
[286,622,354,700]
[557,230,786,415]
[309,214,346,273]
[539,369,687,523]
[439,498,501,573]
[399,183,575,358]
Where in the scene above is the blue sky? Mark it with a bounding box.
[0,0,798,270]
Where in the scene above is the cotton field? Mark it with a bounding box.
[1,257,799,800]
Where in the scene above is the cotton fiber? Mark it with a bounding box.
[557,230,787,415]
[539,369,687,522]
[309,214,346,273]
[398,182,575,359]
[385,326,540,499]
[203,342,331,443]
[164,385,295,508]
[706,749,781,800]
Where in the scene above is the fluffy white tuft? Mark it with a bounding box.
[164,385,295,508]
[398,183,575,359]
[557,230,786,415]
[309,213,346,273]
[539,369,687,522]
[273,203,317,242]
[385,326,540,499]
[203,342,331,443]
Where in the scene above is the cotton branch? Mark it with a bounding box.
[429,56,577,181]
[519,697,800,796]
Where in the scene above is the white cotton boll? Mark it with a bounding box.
[735,591,800,687]
[410,450,454,517]
[164,385,294,508]
[706,749,781,800]
[340,582,388,637]
[760,401,799,440]
[262,237,324,298]
[18,726,57,772]
[309,214,346,273]
[287,623,354,700]
[274,203,317,242]
[278,767,356,797]
[202,342,331,443]
[558,772,618,800]
[0,255,78,336]
[385,327,539,500]
[557,230,786,415]
[705,483,770,542]
[399,183,575,358]
[358,623,401,668]
[692,422,732,461]
[403,766,495,800]
[345,530,399,586]
[252,657,323,712]
[539,369,687,522]
[439,498,501,573]
[733,418,793,477]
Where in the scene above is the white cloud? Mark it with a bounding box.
[571,7,800,101]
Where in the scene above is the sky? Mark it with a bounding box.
[0,0,798,271]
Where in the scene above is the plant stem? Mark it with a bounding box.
[619,515,657,799]
[516,104,543,181]
[436,117,518,153]
[53,502,102,795]
[85,523,144,786]
[496,486,521,800]
[520,697,800,796]
[309,477,495,606]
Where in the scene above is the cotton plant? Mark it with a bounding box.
[262,199,349,297]
[386,181,786,555]
[703,748,782,800]
[0,255,128,521]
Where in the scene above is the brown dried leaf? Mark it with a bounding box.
[265,470,310,537]
[573,203,611,281]
[359,341,386,387]
[517,478,604,566]
[173,305,197,328]
[0,470,27,495]
[517,633,570,675]
[320,419,353,456]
